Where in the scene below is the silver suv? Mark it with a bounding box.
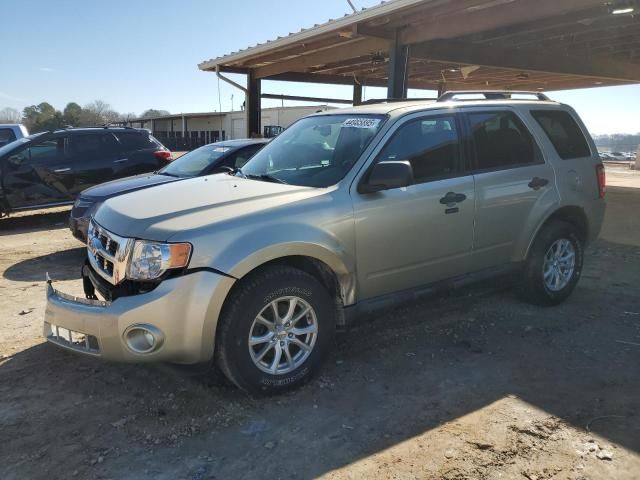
[44,91,606,394]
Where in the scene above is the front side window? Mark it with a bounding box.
[29,138,65,163]
[227,144,264,169]
[375,115,461,184]
[160,144,232,177]
[468,111,537,170]
[240,114,386,187]
[531,110,591,160]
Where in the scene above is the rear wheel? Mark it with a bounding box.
[518,220,583,306]
[215,266,335,395]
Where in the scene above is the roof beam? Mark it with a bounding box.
[254,37,388,79]
[265,72,389,87]
[261,93,353,105]
[411,40,640,83]
[401,0,605,45]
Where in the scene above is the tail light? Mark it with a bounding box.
[596,164,606,198]
[154,150,172,163]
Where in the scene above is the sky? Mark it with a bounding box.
[1,0,639,135]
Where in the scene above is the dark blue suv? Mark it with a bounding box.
[0,127,171,218]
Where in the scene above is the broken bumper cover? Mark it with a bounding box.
[44,270,235,364]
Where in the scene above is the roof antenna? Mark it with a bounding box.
[346,0,357,13]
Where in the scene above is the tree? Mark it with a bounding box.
[63,102,82,126]
[0,107,21,123]
[141,109,170,119]
[36,112,65,131]
[78,100,115,126]
[102,109,121,125]
[119,112,138,122]
[22,102,57,132]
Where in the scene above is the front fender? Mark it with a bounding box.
[197,222,357,306]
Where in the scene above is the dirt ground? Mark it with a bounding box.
[1,165,639,480]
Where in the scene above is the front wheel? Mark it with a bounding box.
[215,266,335,395]
[518,220,584,306]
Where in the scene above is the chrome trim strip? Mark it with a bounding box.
[87,220,134,285]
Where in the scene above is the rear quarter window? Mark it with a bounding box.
[114,131,156,151]
[531,110,591,160]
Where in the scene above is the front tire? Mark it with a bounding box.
[518,220,584,306]
[215,266,335,395]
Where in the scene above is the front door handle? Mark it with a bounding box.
[114,158,129,163]
[439,192,467,205]
[528,177,549,190]
[53,168,71,173]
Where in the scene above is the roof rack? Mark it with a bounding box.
[360,97,437,105]
[437,90,551,102]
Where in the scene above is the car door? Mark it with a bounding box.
[1,135,73,208]
[463,108,558,270]
[112,131,160,176]
[67,132,119,195]
[351,112,476,301]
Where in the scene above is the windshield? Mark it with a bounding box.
[240,114,386,187]
[160,144,233,177]
[0,132,47,157]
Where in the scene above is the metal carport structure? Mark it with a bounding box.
[199,0,640,137]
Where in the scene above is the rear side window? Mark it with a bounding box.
[531,110,591,159]
[468,111,537,170]
[0,128,17,146]
[376,115,461,184]
[71,133,117,156]
[114,131,156,151]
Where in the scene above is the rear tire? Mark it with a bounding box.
[215,266,335,395]
[518,220,583,306]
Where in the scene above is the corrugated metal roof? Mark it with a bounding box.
[198,0,428,71]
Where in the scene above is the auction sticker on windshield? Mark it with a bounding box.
[343,118,381,129]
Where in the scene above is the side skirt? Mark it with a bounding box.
[341,263,520,327]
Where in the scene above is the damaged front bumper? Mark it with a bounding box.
[43,268,235,364]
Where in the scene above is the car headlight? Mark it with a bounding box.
[126,240,192,281]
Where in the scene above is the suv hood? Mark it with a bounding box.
[94,173,322,240]
[81,173,180,200]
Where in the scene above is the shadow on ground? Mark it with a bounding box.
[3,247,85,282]
[0,208,73,236]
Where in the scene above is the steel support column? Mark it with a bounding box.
[247,70,262,138]
[387,30,409,99]
[353,81,363,106]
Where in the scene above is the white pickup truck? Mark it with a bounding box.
[0,124,29,147]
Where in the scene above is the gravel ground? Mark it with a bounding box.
[1,165,639,480]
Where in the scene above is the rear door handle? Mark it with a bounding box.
[528,177,549,190]
[439,192,467,205]
[114,158,129,163]
[53,168,71,173]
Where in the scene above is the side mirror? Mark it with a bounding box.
[358,160,414,194]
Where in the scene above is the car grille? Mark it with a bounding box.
[87,220,133,285]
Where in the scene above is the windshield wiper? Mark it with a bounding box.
[155,170,179,177]
[217,166,246,178]
[245,173,288,184]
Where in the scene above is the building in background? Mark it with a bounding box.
[120,105,335,150]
